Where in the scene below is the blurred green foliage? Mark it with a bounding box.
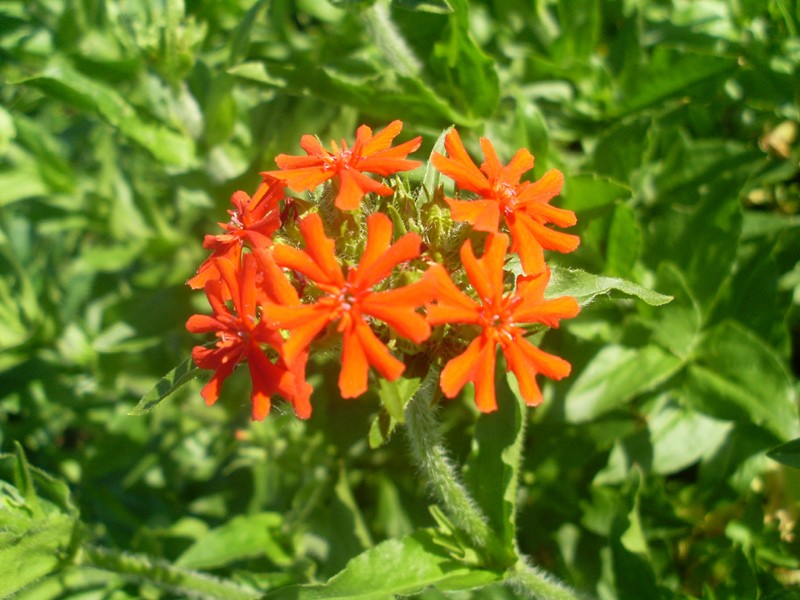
[1,0,799,597]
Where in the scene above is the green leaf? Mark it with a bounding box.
[607,472,659,600]
[606,202,641,278]
[129,355,204,416]
[563,173,632,212]
[176,512,292,569]
[551,0,600,62]
[228,0,269,66]
[17,62,196,168]
[392,0,453,13]
[648,400,733,476]
[0,513,77,598]
[14,115,75,193]
[428,0,500,119]
[368,410,396,449]
[230,55,483,127]
[767,438,800,470]
[369,376,422,448]
[0,105,15,155]
[378,375,420,422]
[588,116,653,183]
[643,155,744,315]
[420,126,452,204]
[646,263,703,361]
[12,442,42,518]
[546,267,673,307]
[464,380,525,557]
[0,451,77,518]
[330,464,374,555]
[0,451,80,598]
[612,48,736,117]
[682,322,799,441]
[565,345,684,423]
[265,529,501,599]
[83,546,261,600]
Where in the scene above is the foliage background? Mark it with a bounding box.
[1,0,799,598]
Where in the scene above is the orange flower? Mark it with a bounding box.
[263,212,434,398]
[262,120,422,211]
[432,129,579,274]
[186,253,311,420]
[426,234,580,412]
[188,177,284,290]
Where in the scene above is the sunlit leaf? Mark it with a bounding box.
[0,449,80,598]
[177,512,291,569]
[612,48,736,117]
[265,530,501,599]
[683,322,799,441]
[17,62,196,168]
[464,380,524,561]
[129,355,204,416]
[767,438,800,470]
[392,0,453,13]
[546,267,673,307]
[565,345,683,423]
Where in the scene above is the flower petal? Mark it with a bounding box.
[266,165,334,193]
[502,340,544,407]
[285,351,313,419]
[299,134,329,157]
[439,335,485,399]
[424,264,480,325]
[253,247,301,306]
[360,120,399,155]
[445,198,500,233]
[516,169,565,208]
[512,295,580,327]
[360,295,431,343]
[478,137,504,179]
[353,231,421,290]
[297,213,346,286]
[513,335,572,380]
[339,321,370,398]
[272,244,332,285]
[460,235,508,304]
[505,214,546,274]
[354,319,405,381]
[335,169,371,210]
[432,129,488,194]
[500,148,535,186]
[358,212,393,276]
[186,314,226,334]
[196,353,239,407]
[472,337,498,413]
[247,348,279,420]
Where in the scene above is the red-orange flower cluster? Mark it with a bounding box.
[426,235,578,412]
[186,122,580,419]
[432,129,579,274]
[263,120,422,211]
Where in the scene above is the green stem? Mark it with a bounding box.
[364,0,422,76]
[507,559,588,600]
[404,368,586,600]
[82,545,261,600]
[404,366,495,551]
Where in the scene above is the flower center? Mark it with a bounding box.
[495,182,518,214]
[334,284,360,312]
[478,298,518,344]
[230,210,244,229]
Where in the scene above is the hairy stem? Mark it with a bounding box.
[404,366,495,550]
[82,545,260,600]
[507,559,588,600]
[404,367,587,599]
